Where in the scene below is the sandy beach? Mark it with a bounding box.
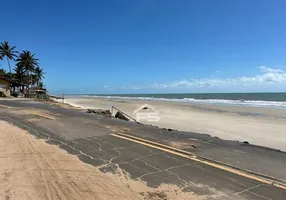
[59,96,286,152]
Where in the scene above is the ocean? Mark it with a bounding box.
[73,93,286,109]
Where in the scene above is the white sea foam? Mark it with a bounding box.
[70,95,286,109]
[182,98,286,108]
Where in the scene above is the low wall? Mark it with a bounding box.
[0,79,10,97]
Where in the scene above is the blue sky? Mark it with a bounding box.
[1,0,286,94]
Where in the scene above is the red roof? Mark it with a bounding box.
[30,86,46,91]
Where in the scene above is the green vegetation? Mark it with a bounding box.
[0,41,18,78]
[11,91,19,98]
[0,68,6,75]
[0,91,6,97]
[0,41,46,90]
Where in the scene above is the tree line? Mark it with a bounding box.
[0,41,45,89]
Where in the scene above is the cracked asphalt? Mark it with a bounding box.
[0,99,285,200]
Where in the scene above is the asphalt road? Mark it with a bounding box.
[0,99,285,200]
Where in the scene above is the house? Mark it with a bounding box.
[0,76,12,97]
[0,75,28,97]
[29,86,47,94]
[27,86,47,99]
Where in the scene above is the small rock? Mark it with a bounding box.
[145,191,167,200]
[86,109,93,113]
[86,109,112,117]
[162,128,176,131]
[115,111,129,121]
[157,191,167,199]
[243,141,249,144]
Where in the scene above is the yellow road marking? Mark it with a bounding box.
[0,105,56,120]
[117,133,285,184]
[0,105,11,109]
[117,132,195,155]
[111,133,286,190]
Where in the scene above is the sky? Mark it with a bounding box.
[1,0,286,94]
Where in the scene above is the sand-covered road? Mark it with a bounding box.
[0,120,144,200]
[0,120,201,200]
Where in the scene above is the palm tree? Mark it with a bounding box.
[0,68,6,75]
[16,50,39,88]
[14,63,26,83]
[0,41,18,78]
[31,74,37,86]
[34,66,45,86]
[38,82,44,89]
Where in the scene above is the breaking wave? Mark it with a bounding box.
[79,95,286,109]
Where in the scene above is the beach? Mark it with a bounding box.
[60,96,286,152]
[1,98,285,200]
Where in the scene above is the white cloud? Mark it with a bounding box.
[107,66,286,92]
[149,66,286,89]
[259,66,284,73]
[104,85,109,88]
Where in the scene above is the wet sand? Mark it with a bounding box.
[59,96,286,151]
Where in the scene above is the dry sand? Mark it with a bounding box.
[0,120,204,200]
[58,97,286,151]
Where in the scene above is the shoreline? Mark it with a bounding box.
[64,94,286,110]
[52,96,286,152]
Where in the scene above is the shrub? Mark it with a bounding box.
[0,91,6,97]
[11,91,19,98]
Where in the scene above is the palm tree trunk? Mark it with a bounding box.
[29,70,31,97]
[7,57,11,79]
[20,73,23,93]
[26,71,29,97]
[26,72,28,86]
[30,72,32,88]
